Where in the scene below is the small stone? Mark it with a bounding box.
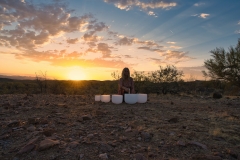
[17,136,39,154]
[39,118,48,124]
[17,144,36,154]
[99,143,113,152]
[82,115,92,120]
[213,92,222,99]
[169,132,175,136]
[12,127,24,132]
[0,134,10,140]
[57,103,67,107]
[77,117,83,122]
[38,127,43,131]
[141,132,153,142]
[87,133,94,140]
[135,153,147,160]
[68,141,79,149]
[7,120,20,127]
[79,154,84,159]
[213,152,224,157]
[119,136,128,142]
[188,141,207,150]
[99,153,108,159]
[177,140,186,146]
[107,141,117,147]
[191,155,222,160]
[38,139,60,151]
[27,126,36,132]
[125,127,132,132]
[95,110,106,116]
[168,117,178,123]
[28,118,39,124]
[148,152,157,158]
[227,148,238,158]
[143,117,148,121]
[137,137,141,141]
[30,136,40,143]
[43,128,55,137]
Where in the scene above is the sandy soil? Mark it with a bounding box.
[0,94,240,160]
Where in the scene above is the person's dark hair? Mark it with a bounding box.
[121,67,130,80]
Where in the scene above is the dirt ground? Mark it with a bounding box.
[0,94,240,160]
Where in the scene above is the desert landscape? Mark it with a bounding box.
[0,93,240,160]
[1,1,240,160]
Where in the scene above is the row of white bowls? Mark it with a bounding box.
[95,94,147,104]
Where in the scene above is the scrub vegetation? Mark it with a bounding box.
[0,39,240,96]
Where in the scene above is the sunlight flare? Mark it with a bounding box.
[67,67,86,80]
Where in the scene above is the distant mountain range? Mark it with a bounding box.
[0,75,36,80]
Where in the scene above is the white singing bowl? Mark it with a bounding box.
[95,95,101,101]
[137,94,147,103]
[101,95,110,103]
[112,95,123,104]
[124,94,137,104]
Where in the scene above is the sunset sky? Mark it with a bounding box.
[0,0,240,80]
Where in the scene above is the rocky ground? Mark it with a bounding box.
[0,94,240,160]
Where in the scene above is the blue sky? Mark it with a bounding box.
[0,0,239,80]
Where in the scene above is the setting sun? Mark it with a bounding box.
[1,0,239,81]
[67,67,86,80]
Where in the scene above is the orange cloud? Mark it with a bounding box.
[13,49,129,68]
[0,0,193,70]
[66,38,78,44]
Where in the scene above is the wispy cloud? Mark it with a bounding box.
[159,50,194,64]
[167,41,176,44]
[199,13,210,19]
[148,58,162,64]
[191,13,210,19]
[191,14,198,17]
[147,11,157,17]
[123,55,133,58]
[194,3,205,7]
[138,46,165,52]
[169,46,182,49]
[103,0,177,16]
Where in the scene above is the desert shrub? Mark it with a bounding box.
[111,71,121,80]
[48,80,66,94]
[148,65,184,83]
[204,38,240,87]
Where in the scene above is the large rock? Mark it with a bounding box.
[17,136,40,154]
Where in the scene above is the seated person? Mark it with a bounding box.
[118,67,135,95]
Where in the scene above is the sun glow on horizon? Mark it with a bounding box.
[67,67,86,80]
